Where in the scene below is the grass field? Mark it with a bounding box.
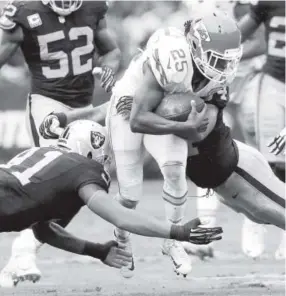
[0,180,284,296]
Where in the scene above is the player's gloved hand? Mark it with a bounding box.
[99,240,133,269]
[99,66,116,93]
[170,217,223,245]
[39,113,66,139]
[268,127,286,155]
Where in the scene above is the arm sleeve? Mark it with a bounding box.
[249,1,267,24]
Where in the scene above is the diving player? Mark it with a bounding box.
[0,0,121,287]
[0,120,222,285]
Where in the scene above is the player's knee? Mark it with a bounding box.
[114,193,139,209]
[161,162,187,196]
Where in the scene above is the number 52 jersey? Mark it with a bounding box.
[0,147,110,232]
[0,1,108,107]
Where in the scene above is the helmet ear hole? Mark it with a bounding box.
[87,152,92,159]
[192,41,197,50]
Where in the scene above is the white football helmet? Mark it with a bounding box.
[41,0,82,16]
[56,120,111,167]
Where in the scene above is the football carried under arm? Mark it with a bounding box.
[129,63,209,140]
[32,220,132,269]
[39,102,110,139]
[79,184,223,245]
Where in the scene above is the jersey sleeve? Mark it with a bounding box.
[73,160,111,193]
[146,28,192,92]
[249,1,268,24]
[0,1,25,31]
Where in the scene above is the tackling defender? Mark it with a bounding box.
[0,0,121,286]
[0,120,222,285]
[237,0,285,259]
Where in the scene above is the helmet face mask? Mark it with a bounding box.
[185,11,243,84]
[42,0,83,16]
[56,120,111,170]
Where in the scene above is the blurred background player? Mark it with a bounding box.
[238,0,285,260]
[0,0,121,287]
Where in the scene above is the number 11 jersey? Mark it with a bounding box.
[0,147,110,232]
[0,1,108,107]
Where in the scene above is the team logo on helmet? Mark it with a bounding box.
[91,131,105,149]
[196,21,211,42]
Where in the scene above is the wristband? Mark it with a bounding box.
[170,224,186,241]
[53,112,67,128]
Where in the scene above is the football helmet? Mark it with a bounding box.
[41,0,82,16]
[185,9,242,84]
[56,120,111,167]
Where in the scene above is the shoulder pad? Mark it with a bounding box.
[147,29,193,91]
[0,1,25,31]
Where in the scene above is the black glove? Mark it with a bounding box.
[39,112,67,139]
[100,66,116,93]
[170,217,223,245]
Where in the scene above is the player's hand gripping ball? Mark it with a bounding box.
[155,92,205,122]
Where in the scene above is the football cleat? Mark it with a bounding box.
[0,254,41,287]
[242,217,265,259]
[162,239,192,277]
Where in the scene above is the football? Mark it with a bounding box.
[155,93,205,122]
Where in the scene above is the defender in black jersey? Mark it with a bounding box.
[0,120,222,285]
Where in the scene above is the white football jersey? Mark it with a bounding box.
[113,27,225,102]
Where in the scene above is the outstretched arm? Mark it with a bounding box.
[79,183,223,244]
[32,220,132,269]
[39,102,109,139]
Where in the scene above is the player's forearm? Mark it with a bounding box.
[32,222,109,261]
[54,102,109,128]
[238,14,260,43]
[130,110,188,135]
[66,102,109,124]
[241,39,266,60]
[97,47,121,74]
